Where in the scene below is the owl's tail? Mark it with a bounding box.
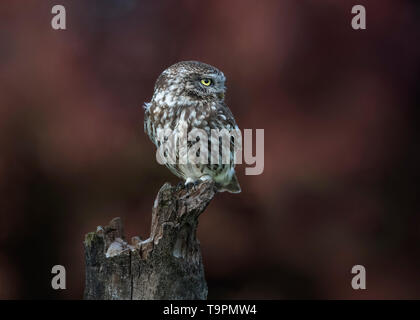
[218,173,241,194]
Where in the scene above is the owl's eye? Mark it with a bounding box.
[200,79,212,86]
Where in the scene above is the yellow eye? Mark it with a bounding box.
[200,79,212,86]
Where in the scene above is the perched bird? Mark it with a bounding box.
[144,61,241,193]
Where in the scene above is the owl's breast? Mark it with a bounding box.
[147,101,235,142]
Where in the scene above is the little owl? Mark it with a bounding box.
[144,61,241,193]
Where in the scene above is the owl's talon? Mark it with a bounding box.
[184,178,202,191]
[185,182,195,191]
[176,181,185,190]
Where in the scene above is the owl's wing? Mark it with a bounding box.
[216,102,238,129]
[211,102,241,193]
[214,102,240,159]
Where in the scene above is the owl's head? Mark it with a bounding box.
[152,61,226,106]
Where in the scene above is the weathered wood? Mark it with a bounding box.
[83,180,216,300]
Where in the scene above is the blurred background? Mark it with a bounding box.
[0,0,419,299]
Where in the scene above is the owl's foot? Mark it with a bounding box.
[185,177,197,191]
[185,177,195,185]
[199,175,212,182]
[184,177,204,191]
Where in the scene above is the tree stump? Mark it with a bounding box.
[83,180,217,300]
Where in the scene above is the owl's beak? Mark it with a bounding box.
[217,92,225,99]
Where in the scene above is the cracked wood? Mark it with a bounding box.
[83,180,216,300]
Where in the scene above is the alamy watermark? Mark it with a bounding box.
[155,128,264,175]
[51,265,66,290]
[351,265,366,290]
[351,5,366,30]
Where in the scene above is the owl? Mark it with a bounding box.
[144,61,241,193]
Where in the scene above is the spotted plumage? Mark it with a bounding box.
[144,61,241,193]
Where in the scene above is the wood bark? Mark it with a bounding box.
[83,180,216,300]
